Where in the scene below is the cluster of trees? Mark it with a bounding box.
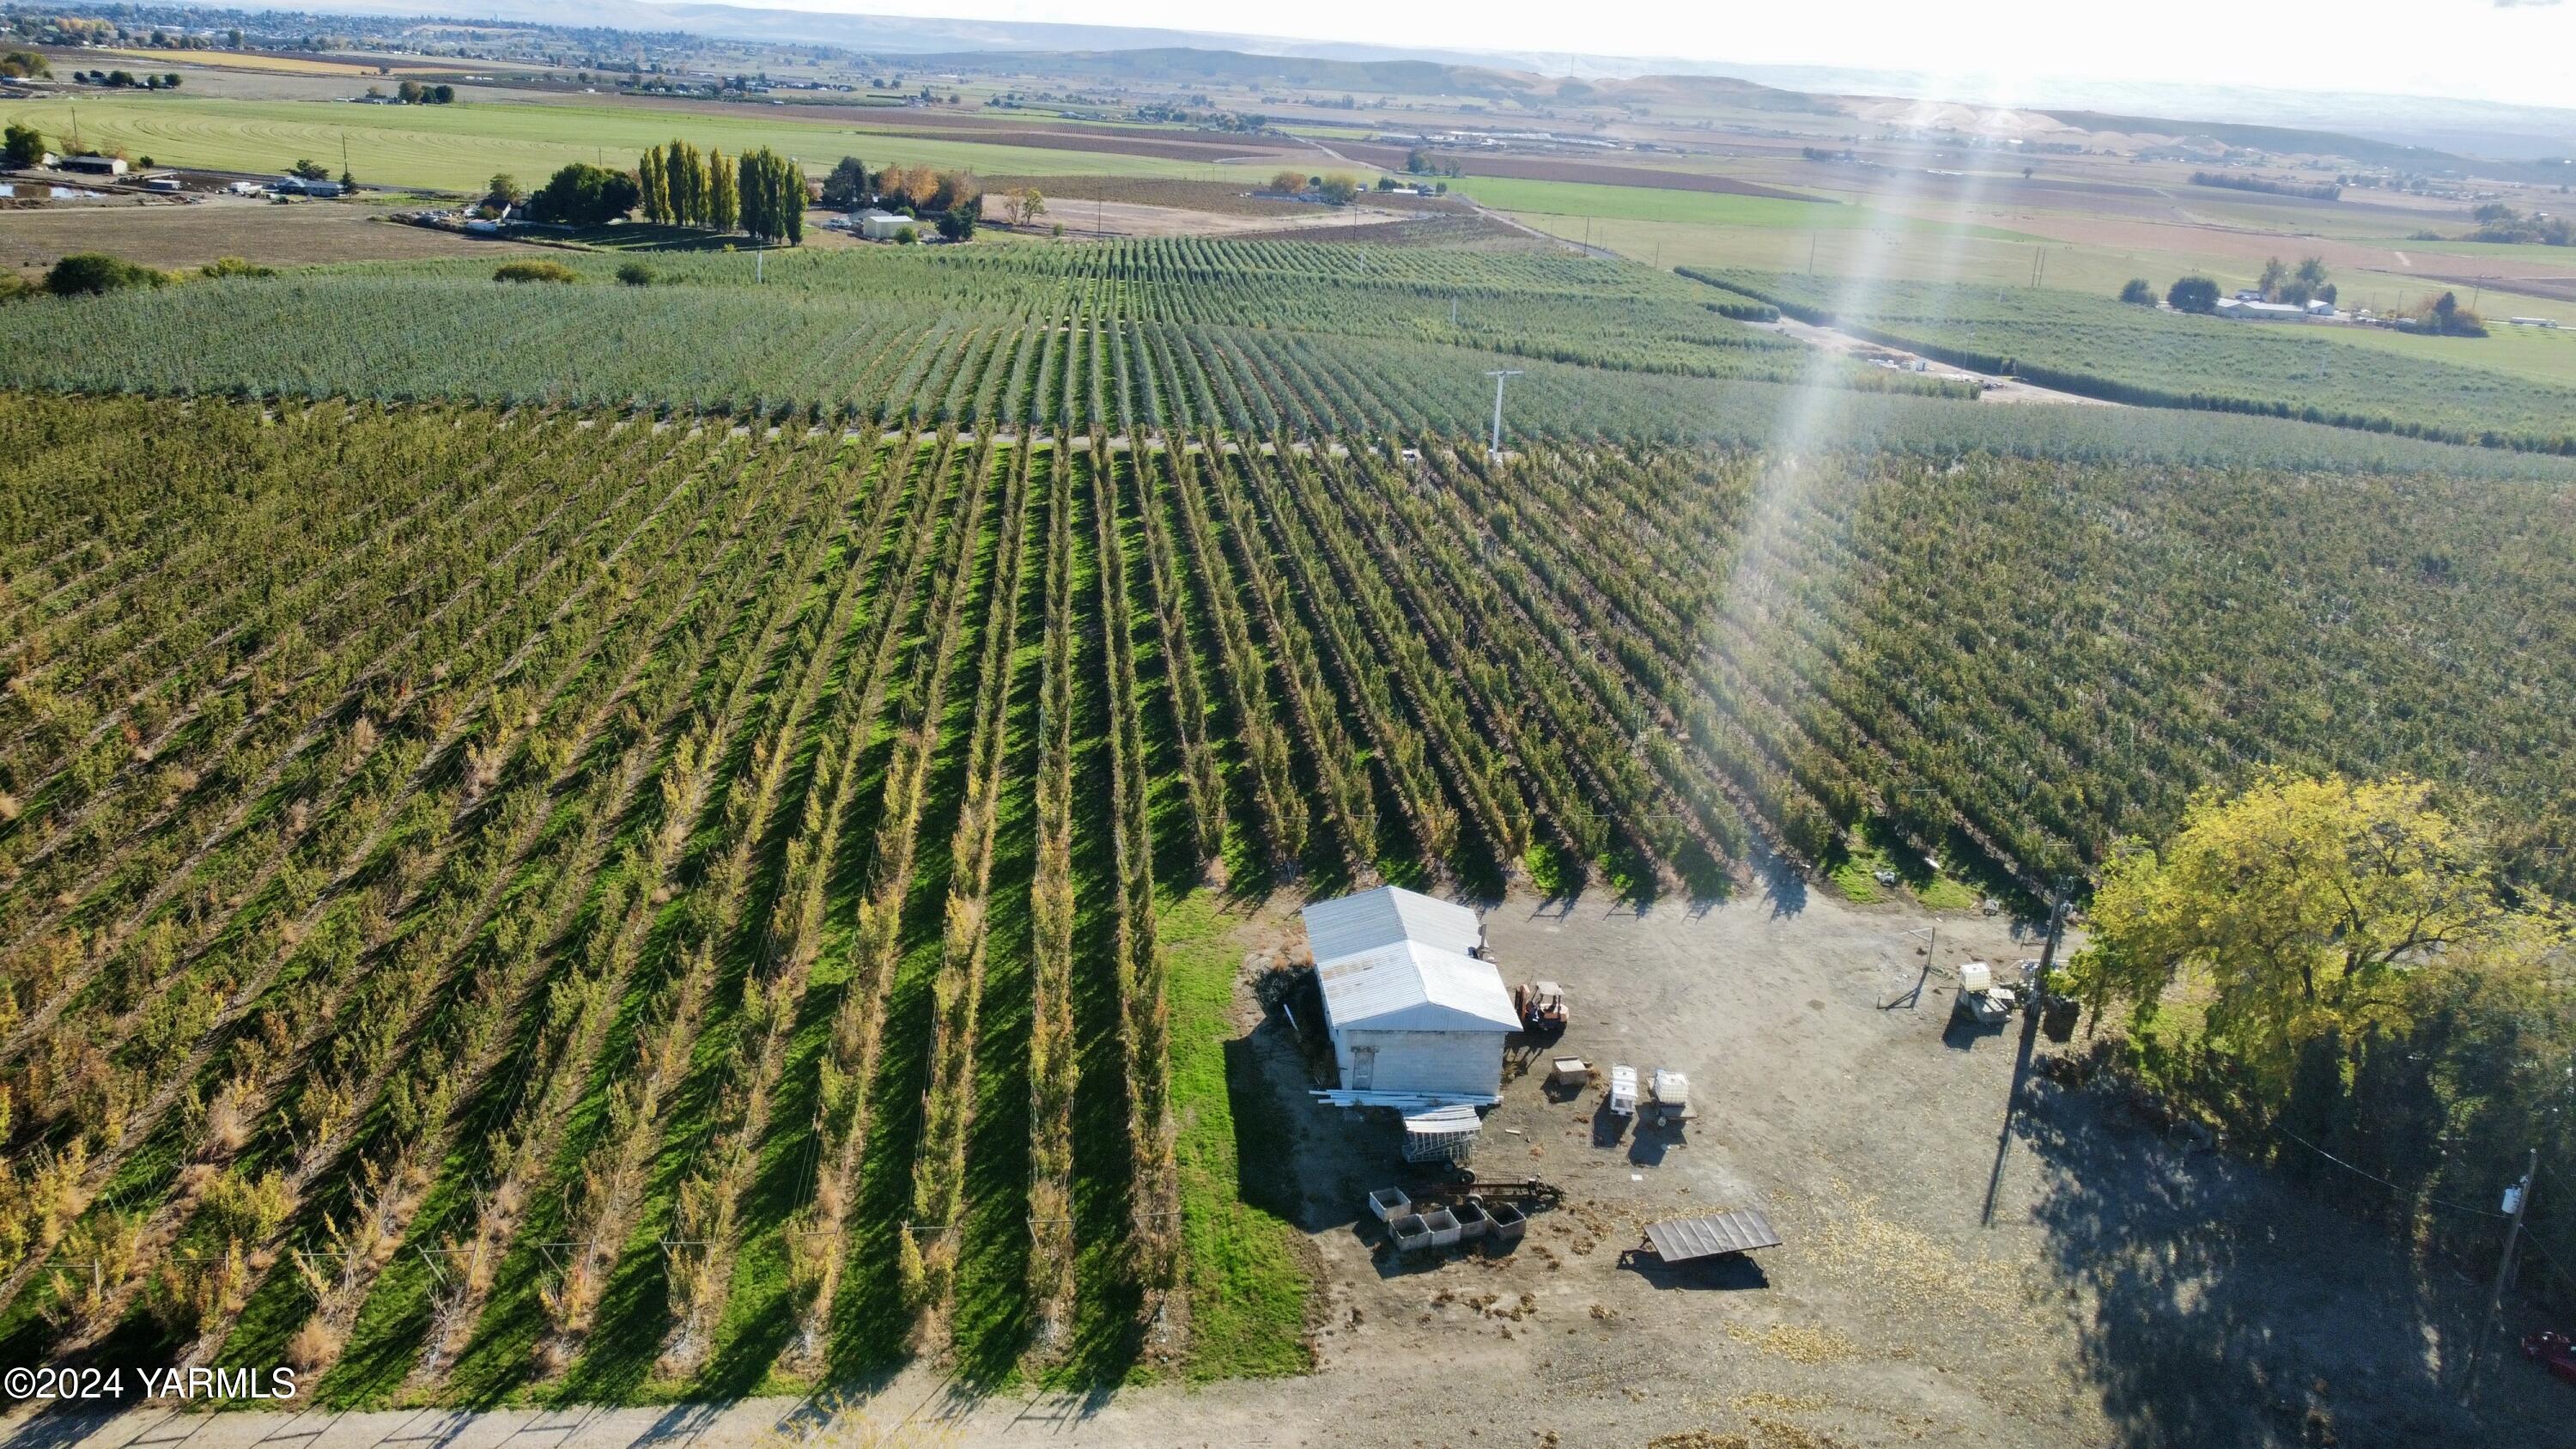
[2071,774,2569,1299]
[1404,147,1462,177]
[2467,204,2572,247]
[1267,170,1361,204]
[734,147,804,245]
[637,138,736,230]
[3,121,43,168]
[873,161,980,216]
[2257,255,2335,307]
[390,80,456,104]
[526,163,638,228]
[73,69,182,88]
[2409,289,2488,337]
[2190,171,2341,202]
[630,141,797,242]
[1,47,48,77]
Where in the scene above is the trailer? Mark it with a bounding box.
[1625,1209,1783,1269]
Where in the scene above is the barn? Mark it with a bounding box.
[1303,886,1518,1101]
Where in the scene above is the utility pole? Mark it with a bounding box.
[1483,368,1522,456]
[1449,296,1458,325]
[1807,233,1817,274]
[2462,1148,2537,1406]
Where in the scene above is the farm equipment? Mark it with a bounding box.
[1957,960,2018,1026]
[1623,1209,1783,1271]
[1515,980,1569,1034]
[1644,1068,1695,1128]
[1607,1063,1638,1117]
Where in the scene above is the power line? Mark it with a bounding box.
[2272,1126,2507,1221]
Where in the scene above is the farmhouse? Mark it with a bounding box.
[1303,886,1518,1101]
[58,154,126,176]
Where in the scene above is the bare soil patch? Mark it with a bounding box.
[0,199,544,276]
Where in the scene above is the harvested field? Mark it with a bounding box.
[1336,143,1821,201]
[0,199,546,277]
[860,127,1298,162]
[981,176,1315,216]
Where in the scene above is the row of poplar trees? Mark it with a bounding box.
[637,138,805,246]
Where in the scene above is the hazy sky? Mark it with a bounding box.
[719,0,2576,108]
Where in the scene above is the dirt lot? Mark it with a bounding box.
[0,198,544,276]
[7,885,2565,1448]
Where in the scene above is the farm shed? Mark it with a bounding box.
[1303,886,1517,1099]
[857,208,908,240]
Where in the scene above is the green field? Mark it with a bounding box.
[1455,174,2035,239]
[1702,269,2576,451]
[0,94,1226,192]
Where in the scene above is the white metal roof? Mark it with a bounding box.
[1304,886,1513,1032]
[1302,885,1482,964]
[1315,941,1521,1032]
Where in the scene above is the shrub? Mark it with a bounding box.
[199,257,275,279]
[46,253,172,296]
[2118,278,2154,305]
[615,260,654,287]
[894,224,918,245]
[493,259,579,284]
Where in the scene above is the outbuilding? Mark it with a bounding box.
[59,154,127,176]
[857,207,908,240]
[1303,886,1518,1101]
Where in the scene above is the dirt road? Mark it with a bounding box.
[1759,315,2121,405]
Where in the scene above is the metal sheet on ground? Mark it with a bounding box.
[1643,1209,1783,1263]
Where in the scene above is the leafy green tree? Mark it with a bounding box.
[1,49,52,79]
[708,149,738,231]
[819,155,870,210]
[2166,276,2219,313]
[45,253,171,295]
[2117,277,2154,305]
[288,158,330,181]
[1315,174,1359,205]
[2069,772,2552,1093]
[525,162,638,227]
[3,121,42,169]
[937,204,976,240]
[615,259,653,286]
[638,146,667,224]
[2257,255,2287,300]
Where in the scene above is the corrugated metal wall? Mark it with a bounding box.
[1332,1027,1504,1096]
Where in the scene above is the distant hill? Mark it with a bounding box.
[2042,110,2571,182]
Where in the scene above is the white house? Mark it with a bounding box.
[857,208,908,240]
[1302,886,1519,1101]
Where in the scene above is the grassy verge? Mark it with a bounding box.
[1160,892,1314,1380]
